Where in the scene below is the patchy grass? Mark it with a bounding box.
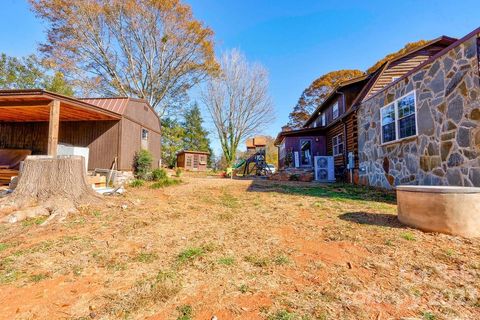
[134,252,158,264]
[150,178,181,189]
[177,247,204,264]
[0,177,478,320]
[176,304,193,320]
[401,232,416,241]
[218,256,235,266]
[22,216,48,227]
[129,179,145,187]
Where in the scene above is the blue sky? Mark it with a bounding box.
[1,1,480,156]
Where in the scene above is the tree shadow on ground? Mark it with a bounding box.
[339,212,405,229]
[245,179,396,205]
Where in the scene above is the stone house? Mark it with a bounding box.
[358,27,480,188]
[274,35,458,183]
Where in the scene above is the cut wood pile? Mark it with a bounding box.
[0,169,18,185]
[269,168,314,182]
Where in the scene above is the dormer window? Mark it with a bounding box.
[332,102,339,119]
[321,113,326,126]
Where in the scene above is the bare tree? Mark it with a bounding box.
[30,0,219,117]
[201,49,274,167]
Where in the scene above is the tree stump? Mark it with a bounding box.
[0,156,100,224]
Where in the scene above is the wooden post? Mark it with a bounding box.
[47,100,60,157]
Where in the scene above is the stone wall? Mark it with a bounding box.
[358,35,480,189]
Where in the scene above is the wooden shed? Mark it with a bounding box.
[0,90,161,175]
[176,150,209,171]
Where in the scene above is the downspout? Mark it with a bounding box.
[336,90,348,169]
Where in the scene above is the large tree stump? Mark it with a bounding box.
[0,156,100,224]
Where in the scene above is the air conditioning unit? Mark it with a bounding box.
[314,156,335,182]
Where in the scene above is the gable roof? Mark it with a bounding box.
[361,26,480,104]
[79,97,152,115]
[302,74,369,128]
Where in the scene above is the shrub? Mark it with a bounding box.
[151,168,167,181]
[130,179,145,188]
[133,149,153,179]
[175,167,182,177]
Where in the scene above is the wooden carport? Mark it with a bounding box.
[0,90,121,157]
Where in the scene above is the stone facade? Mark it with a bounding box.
[358,35,480,189]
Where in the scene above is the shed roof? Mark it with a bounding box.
[79,97,152,115]
[0,89,121,122]
[177,150,210,155]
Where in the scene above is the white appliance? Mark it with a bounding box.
[314,156,335,182]
[57,144,90,172]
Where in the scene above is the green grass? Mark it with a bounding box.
[176,304,193,320]
[134,252,158,264]
[238,284,250,293]
[22,216,48,227]
[244,255,269,268]
[0,243,11,252]
[150,178,181,189]
[29,273,50,283]
[267,310,297,320]
[422,311,436,320]
[273,254,290,266]
[275,183,396,204]
[177,247,204,263]
[218,256,235,266]
[401,232,416,241]
[129,179,145,187]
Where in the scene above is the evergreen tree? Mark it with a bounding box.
[161,118,185,168]
[182,103,213,164]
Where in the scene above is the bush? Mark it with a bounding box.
[133,149,153,179]
[151,168,167,181]
[129,179,145,188]
[175,168,182,177]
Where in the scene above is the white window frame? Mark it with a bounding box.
[321,113,326,126]
[332,102,339,119]
[380,90,418,145]
[141,128,149,140]
[332,133,344,156]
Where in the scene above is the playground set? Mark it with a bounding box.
[233,136,272,177]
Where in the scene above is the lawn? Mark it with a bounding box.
[0,177,479,320]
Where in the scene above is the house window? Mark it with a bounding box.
[380,91,417,144]
[186,155,192,167]
[332,102,339,119]
[300,139,312,166]
[332,134,344,156]
[141,128,149,140]
[321,113,326,126]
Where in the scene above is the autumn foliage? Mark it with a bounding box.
[288,39,429,128]
[30,0,218,117]
[288,69,364,128]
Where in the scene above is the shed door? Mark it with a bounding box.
[193,154,199,170]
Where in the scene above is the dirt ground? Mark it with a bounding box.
[0,176,479,320]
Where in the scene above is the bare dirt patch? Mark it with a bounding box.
[0,177,479,319]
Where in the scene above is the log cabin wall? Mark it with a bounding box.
[0,120,120,170]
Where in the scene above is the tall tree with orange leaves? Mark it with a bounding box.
[287,69,364,128]
[30,0,218,117]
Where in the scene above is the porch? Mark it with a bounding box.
[0,90,121,184]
